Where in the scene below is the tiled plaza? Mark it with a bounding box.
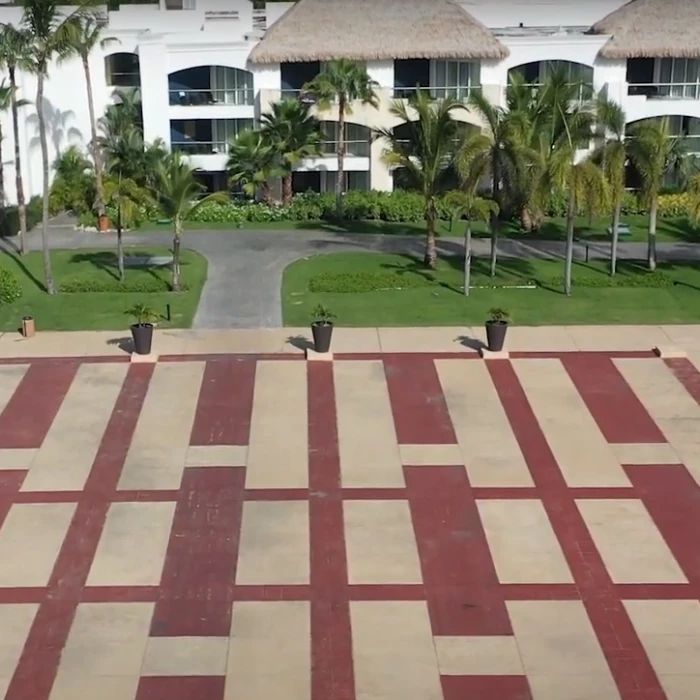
[1,331,700,700]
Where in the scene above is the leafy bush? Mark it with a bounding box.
[657,193,690,218]
[309,271,437,293]
[538,272,674,289]
[0,267,23,303]
[0,196,43,237]
[59,276,188,293]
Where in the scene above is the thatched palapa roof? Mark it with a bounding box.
[248,0,508,64]
[590,0,700,59]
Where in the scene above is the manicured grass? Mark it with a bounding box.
[0,248,207,331]
[143,215,699,243]
[282,252,700,326]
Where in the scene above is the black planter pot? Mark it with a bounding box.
[485,320,508,352]
[131,323,154,355]
[311,321,334,353]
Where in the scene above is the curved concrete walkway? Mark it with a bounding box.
[7,219,700,328]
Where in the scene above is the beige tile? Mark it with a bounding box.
[507,600,612,677]
[610,443,680,465]
[142,636,229,676]
[496,326,578,353]
[623,600,700,636]
[399,444,463,466]
[246,361,307,488]
[183,329,288,355]
[661,325,700,353]
[352,601,442,700]
[335,360,403,487]
[58,602,152,676]
[0,448,36,469]
[185,445,247,467]
[0,503,75,586]
[87,502,175,586]
[22,364,127,491]
[344,501,422,584]
[119,363,204,490]
[634,636,700,676]
[49,675,139,700]
[577,500,686,584]
[0,365,27,409]
[225,601,310,700]
[236,501,309,585]
[478,499,573,584]
[567,325,671,352]
[434,635,523,675]
[436,360,533,487]
[527,674,621,700]
[283,327,381,354]
[0,604,38,677]
[513,359,630,487]
[659,676,700,700]
[378,327,468,354]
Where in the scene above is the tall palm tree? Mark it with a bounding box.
[259,99,322,204]
[627,118,683,271]
[303,59,379,218]
[153,154,227,291]
[0,81,14,212]
[227,129,282,204]
[375,91,464,268]
[592,96,627,275]
[63,14,118,227]
[21,0,98,294]
[0,23,33,254]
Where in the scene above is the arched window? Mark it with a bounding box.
[104,53,140,88]
[508,60,593,100]
[168,66,254,106]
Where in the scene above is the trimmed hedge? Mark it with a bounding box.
[309,271,437,293]
[538,272,674,289]
[0,196,43,237]
[0,267,23,303]
[59,277,188,294]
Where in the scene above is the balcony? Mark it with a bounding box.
[171,117,253,170]
[627,83,700,100]
[169,88,254,107]
[393,58,481,103]
[391,85,482,100]
[168,66,255,114]
[171,141,229,155]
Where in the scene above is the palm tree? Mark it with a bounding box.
[592,96,627,275]
[303,59,379,218]
[0,23,33,254]
[21,0,98,294]
[688,174,700,225]
[0,81,14,212]
[227,129,282,204]
[153,154,227,291]
[259,99,322,204]
[375,91,464,268]
[627,118,683,271]
[63,14,118,226]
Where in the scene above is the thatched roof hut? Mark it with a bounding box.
[248,0,508,64]
[590,0,700,59]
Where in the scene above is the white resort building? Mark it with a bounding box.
[1,0,699,202]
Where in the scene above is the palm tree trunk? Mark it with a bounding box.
[36,72,56,295]
[335,95,346,219]
[424,199,437,269]
[489,170,500,277]
[464,221,472,296]
[282,174,293,206]
[0,123,4,210]
[648,196,658,271]
[262,181,273,205]
[610,199,621,276]
[10,67,28,255]
[564,191,576,296]
[117,205,125,284]
[172,222,182,292]
[83,54,105,220]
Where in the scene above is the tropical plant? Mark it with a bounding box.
[303,58,379,217]
[312,304,336,324]
[488,307,510,322]
[50,144,94,214]
[21,0,99,294]
[627,118,685,271]
[260,99,322,204]
[689,175,700,225]
[0,23,33,253]
[376,91,464,268]
[227,129,282,204]
[153,153,228,291]
[125,302,158,325]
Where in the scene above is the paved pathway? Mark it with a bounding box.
[0,339,699,700]
[8,219,700,328]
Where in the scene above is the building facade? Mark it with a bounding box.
[1,0,699,204]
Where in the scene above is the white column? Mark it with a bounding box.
[138,40,170,147]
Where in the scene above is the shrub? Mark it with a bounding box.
[309,271,437,293]
[0,196,43,237]
[537,271,674,289]
[657,193,690,218]
[59,276,188,293]
[0,267,23,303]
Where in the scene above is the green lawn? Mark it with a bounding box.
[143,215,699,243]
[0,248,207,331]
[282,252,700,326]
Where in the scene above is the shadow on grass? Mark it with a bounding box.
[1,250,46,292]
[69,249,182,287]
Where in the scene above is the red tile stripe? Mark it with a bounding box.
[0,362,78,448]
[4,364,154,700]
[561,354,666,444]
[665,357,700,404]
[441,675,533,700]
[135,676,225,700]
[308,362,355,700]
[383,356,457,444]
[189,358,256,446]
[489,361,667,700]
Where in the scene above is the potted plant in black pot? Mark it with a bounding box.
[311,304,336,353]
[125,302,158,355]
[485,307,510,352]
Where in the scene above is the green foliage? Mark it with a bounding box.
[311,303,336,323]
[0,267,23,303]
[488,307,510,321]
[124,302,159,324]
[59,277,187,293]
[538,272,674,288]
[309,271,436,293]
[0,196,43,237]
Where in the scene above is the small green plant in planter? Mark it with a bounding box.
[485,307,510,352]
[125,302,158,355]
[311,303,336,353]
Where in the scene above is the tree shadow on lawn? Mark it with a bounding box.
[69,250,182,286]
[1,250,46,292]
[293,220,425,236]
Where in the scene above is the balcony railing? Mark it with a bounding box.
[321,140,371,158]
[392,86,482,100]
[107,72,141,88]
[172,141,229,155]
[520,82,593,103]
[628,82,700,100]
[169,88,254,107]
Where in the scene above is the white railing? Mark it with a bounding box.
[169,88,254,106]
[172,141,229,155]
[628,82,700,100]
[392,86,481,100]
[321,140,371,158]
